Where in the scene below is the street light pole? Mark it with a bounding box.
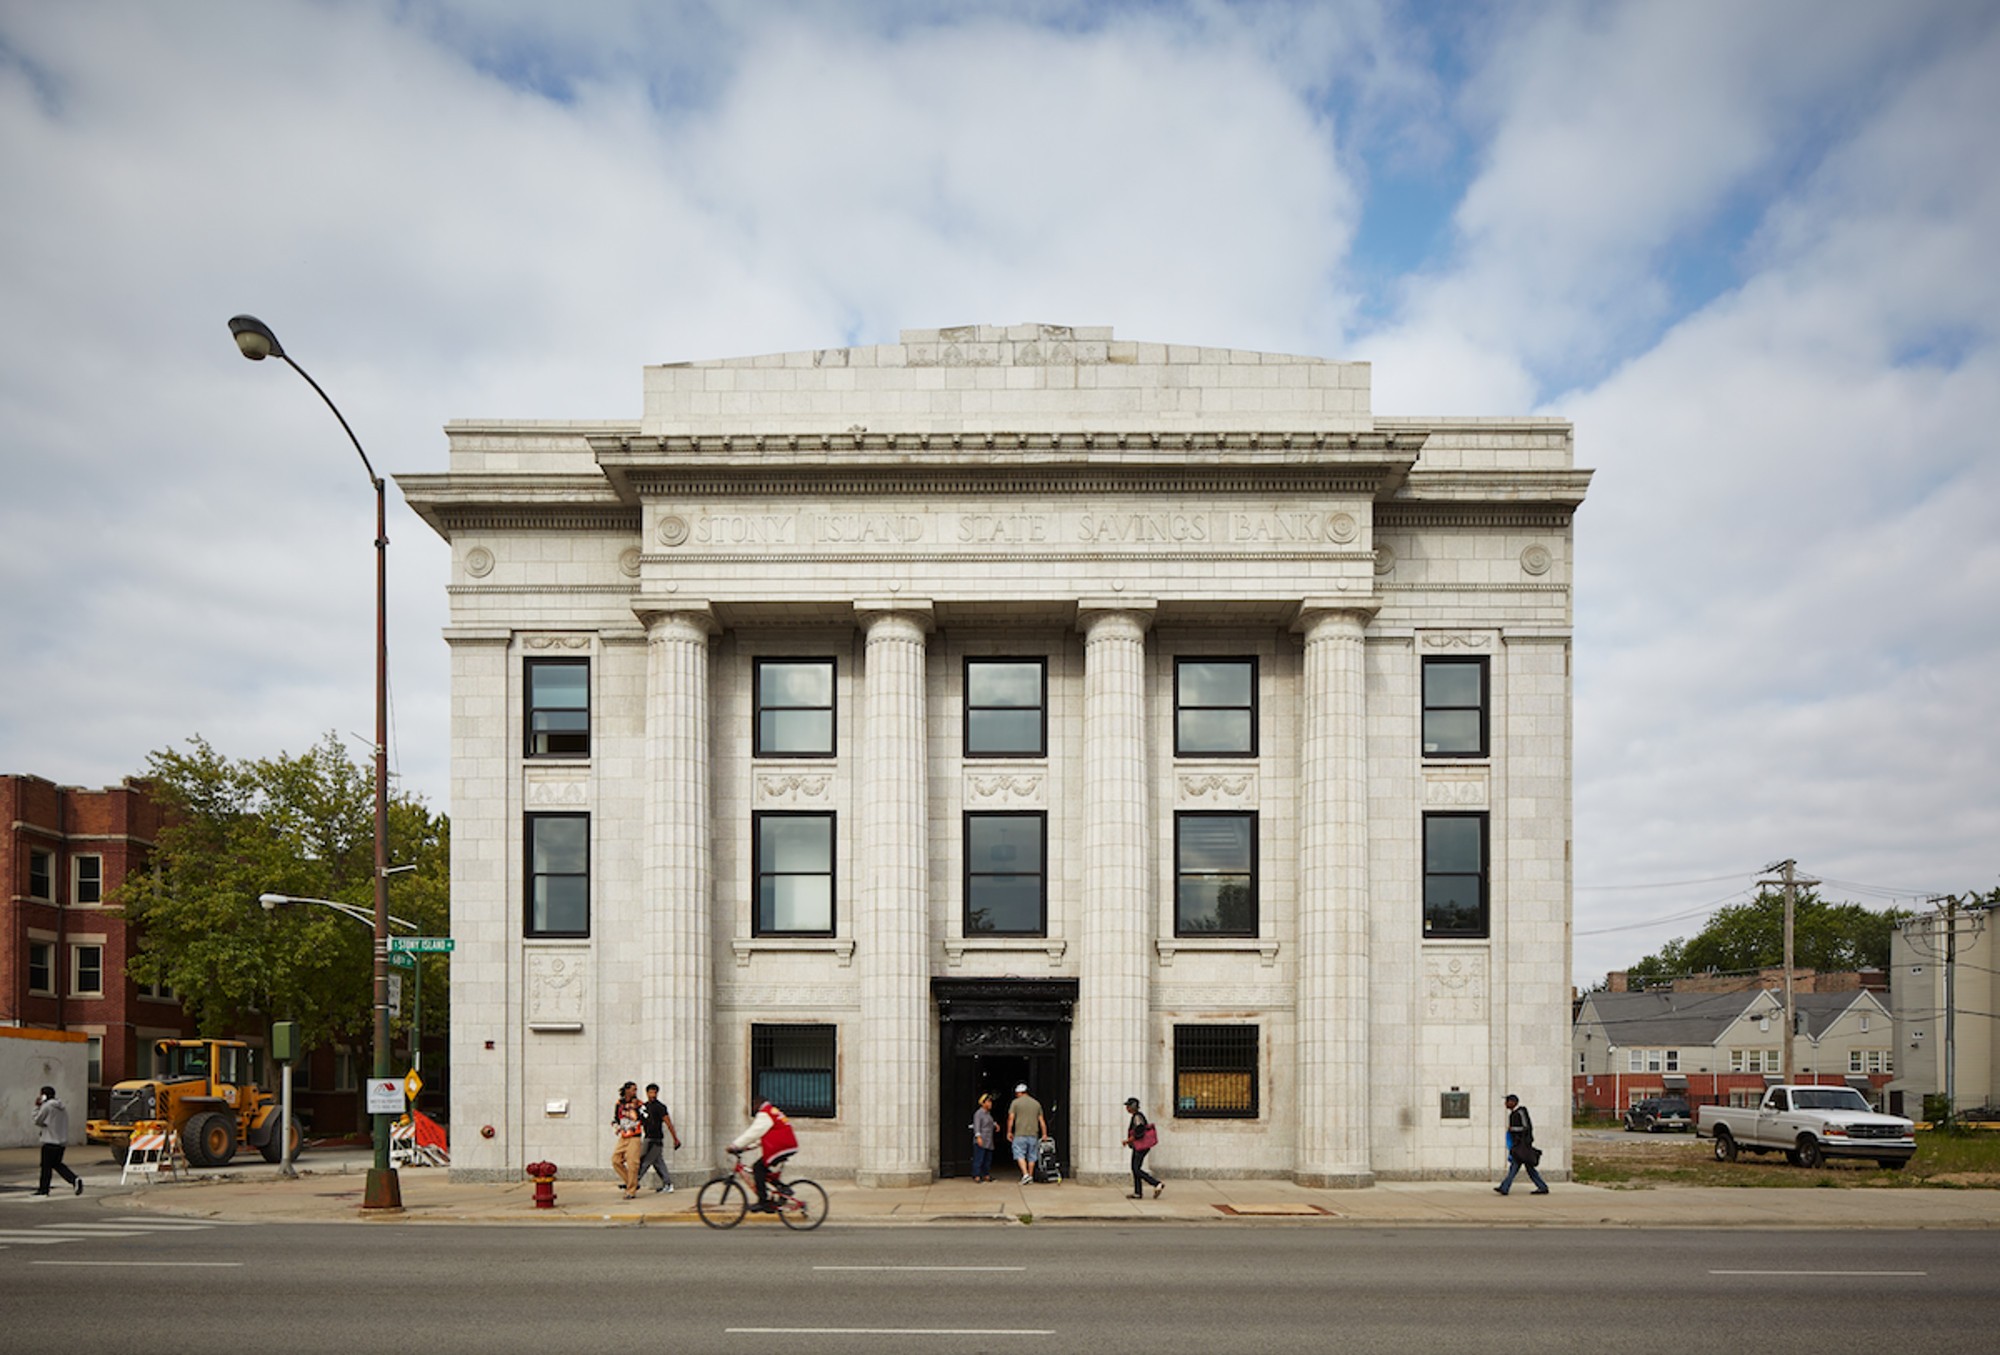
[230,315,401,1211]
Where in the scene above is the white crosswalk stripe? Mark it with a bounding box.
[0,1217,228,1254]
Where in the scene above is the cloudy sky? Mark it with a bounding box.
[3,1,1994,985]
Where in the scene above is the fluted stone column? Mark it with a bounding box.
[1294,603,1377,1187]
[637,603,714,1164]
[1074,603,1155,1184]
[855,603,933,1186]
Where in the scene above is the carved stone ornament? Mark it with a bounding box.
[523,634,590,650]
[528,953,588,1025]
[756,773,833,804]
[525,775,589,808]
[1423,953,1488,1023]
[1326,512,1359,544]
[618,547,641,578]
[1423,774,1488,809]
[965,773,1045,805]
[464,546,494,578]
[955,1023,1061,1054]
[1420,633,1492,650]
[1520,544,1553,576]
[1373,544,1396,576]
[657,514,690,547]
[1178,773,1257,806]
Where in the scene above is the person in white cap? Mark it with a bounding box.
[1005,1081,1046,1184]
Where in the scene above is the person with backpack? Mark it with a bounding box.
[1122,1096,1165,1199]
[1494,1093,1550,1195]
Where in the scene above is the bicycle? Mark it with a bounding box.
[696,1152,828,1231]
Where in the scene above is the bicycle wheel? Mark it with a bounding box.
[776,1178,828,1231]
[696,1174,749,1229]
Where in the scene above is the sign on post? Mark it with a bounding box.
[387,936,455,954]
[366,1078,405,1114]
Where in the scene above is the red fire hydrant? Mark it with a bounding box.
[526,1160,558,1210]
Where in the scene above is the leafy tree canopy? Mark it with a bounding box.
[115,734,448,1051]
[1622,888,1908,990]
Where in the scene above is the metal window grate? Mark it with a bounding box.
[1173,1024,1259,1118]
[752,1024,837,1118]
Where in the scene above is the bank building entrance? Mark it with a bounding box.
[933,978,1075,1178]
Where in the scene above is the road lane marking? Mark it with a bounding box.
[1709,1270,1928,1277]
[0,1234,93,1245]
[729,1330,1054,1337]
[812,1265,1028,1272]
[32,1260,245,1267]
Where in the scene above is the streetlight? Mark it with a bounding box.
[230,315,401,1211]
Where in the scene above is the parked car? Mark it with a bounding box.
[1696,1085,1915,1169]
[1623,1097,1693,1133]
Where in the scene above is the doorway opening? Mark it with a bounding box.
[933,977,1075,1179]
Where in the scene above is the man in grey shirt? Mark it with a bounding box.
[1006,1082,1046,1185]
[32,1085,83,1197]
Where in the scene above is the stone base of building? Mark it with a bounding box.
[855,1167,934,1188]
[1291,1167,1377,1189]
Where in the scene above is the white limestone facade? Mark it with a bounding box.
[399,323,1591,1186]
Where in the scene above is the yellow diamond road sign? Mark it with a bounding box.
[403,1070,423,1102]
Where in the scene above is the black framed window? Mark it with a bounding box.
[754,812,835,936]
[964,812,1046,935]
[525,658,590,757]
[1423,812,1488,939]
[28,849,52,900]
[74,854,102,905]
[1422,657,1488,757]
[965,658,1047,756]
[751,1023,836,1117]
[1175,657,1257,756]
[72,943,104,997]
[28,941,53,995]
[1173,1024,1259,1118]
[1175,812,1257,936]
[755,659,836,756]
[526,813,590,937]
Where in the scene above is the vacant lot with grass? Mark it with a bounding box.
[1574,1128,2000,1188]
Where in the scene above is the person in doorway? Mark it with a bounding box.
[31,1086,82,1198]
[1122,1096,1164,1199]
[728,1100,799,1212]
[970,1092,998,1182]
[611,1081,644,1199]
[636,1082,681,1193]
[1494,1093,1549,1195]
[1006,1081,1046,1185]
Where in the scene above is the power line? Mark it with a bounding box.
[1575,870,1760,892]
[1575,890,1757,937]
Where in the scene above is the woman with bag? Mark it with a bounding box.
[1122,1096,1165,1199]
[970,1093,998,1182]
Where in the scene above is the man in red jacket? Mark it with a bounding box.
[727,1100,799,1212]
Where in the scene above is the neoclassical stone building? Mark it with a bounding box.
[399,324,1590,1186]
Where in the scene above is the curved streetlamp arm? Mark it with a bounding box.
[259,892,420,933]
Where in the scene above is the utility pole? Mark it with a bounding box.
[1759,859,1817,1081]
[1905,894,1984,1121]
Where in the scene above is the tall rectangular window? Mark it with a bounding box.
[964,659,1047,756]
[74,854,103,905]
[755,659,836,756]
[1173,1025,1259,1118]
[525,814,589,937]
[28,941,54,995]
[29,849,52,899]
[87,1035,103,1087]
[751,1023,837,1117]
[72,943,104,997]
[525,658,590,757]
[964,812,1046,935]
[1422,657,1488,757]
[1175,658,1257,756]
[754,812,835,936]
[1422,812,1488,939]
[1175,812,1257,936]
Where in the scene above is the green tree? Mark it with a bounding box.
[115,735,449,1054]
[1623,889,1907,988]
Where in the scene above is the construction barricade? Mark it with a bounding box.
[120,1120,182,1185]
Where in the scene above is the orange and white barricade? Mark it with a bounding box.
[121,1120,182,1185]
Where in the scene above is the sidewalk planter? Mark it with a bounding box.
[525,1160,558,1209]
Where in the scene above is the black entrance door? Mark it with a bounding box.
[933,978,1076,1179]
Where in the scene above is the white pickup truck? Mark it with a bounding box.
[1696,1085,1916,1170]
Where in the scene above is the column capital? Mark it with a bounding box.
[1076,598,1157,636]
[632,596,716,635]
[1292,597,1380,634]
[854,599,934,633]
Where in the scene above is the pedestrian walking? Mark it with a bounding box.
[636,1082,681,1193]
[1494,1093,1549,1195]
[1121,1096,1164,1199]
[30,1085,83,1198]
[1006,1081,1046,1185]
[611,1081,644,1198]
[970,1093,998,1182]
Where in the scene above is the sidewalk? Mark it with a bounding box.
[7,1145,2000,1228]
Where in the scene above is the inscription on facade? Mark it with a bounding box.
[673,509,1371,550]
[528,952,588,1026]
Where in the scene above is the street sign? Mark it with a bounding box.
[366,1078,405,1114]
[387,936,455,954]
[387,950,416,969]
[403,1069,423,1102]
[387,973,402,1018]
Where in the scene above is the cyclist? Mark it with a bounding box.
[727,1100,799,1213]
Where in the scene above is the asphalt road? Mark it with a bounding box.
[4,1221,1995,1354]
